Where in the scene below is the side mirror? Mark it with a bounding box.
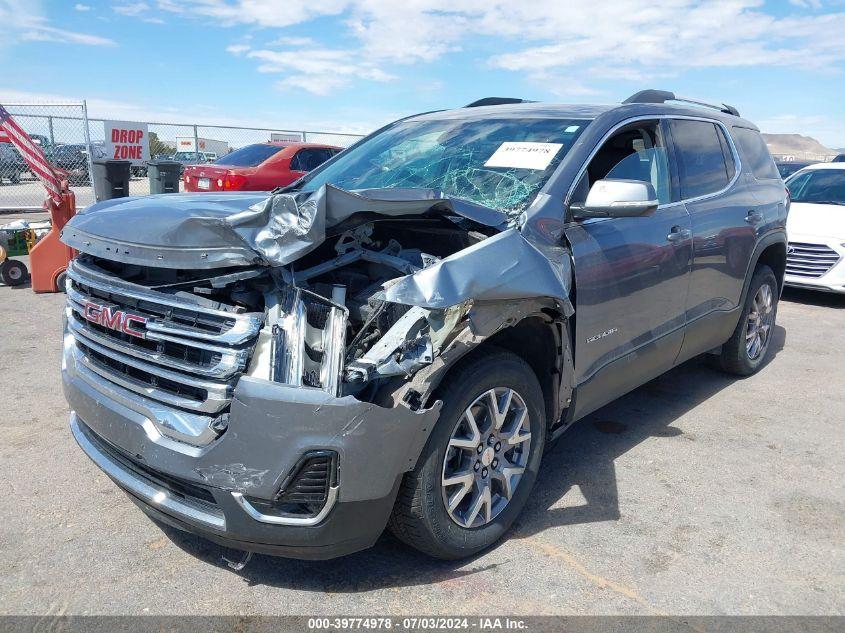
[572,179,658,219]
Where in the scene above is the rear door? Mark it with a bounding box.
[668,118,756,360]
[731,126,788,238]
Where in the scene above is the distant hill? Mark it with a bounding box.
[761,133,837,160]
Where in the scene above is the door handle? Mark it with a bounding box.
[666,226,691,242]
[745,210,763,224]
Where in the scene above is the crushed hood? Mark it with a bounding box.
[61,185,508,269]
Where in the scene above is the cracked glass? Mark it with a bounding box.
[299,117,588,216]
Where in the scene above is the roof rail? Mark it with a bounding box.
[623,89,740,117]
[464,97,528,108]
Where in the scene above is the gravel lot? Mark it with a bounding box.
[0,267,843,616]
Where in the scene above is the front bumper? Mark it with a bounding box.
[784,235,845,294]
[64,334,441,559]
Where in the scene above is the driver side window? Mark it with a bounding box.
[572,121,672,208]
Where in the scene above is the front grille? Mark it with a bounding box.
[786,242,841,278]
[66,258,263,433]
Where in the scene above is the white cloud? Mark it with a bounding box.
[74,3,91,11]
[225,44,250,55]
[267,36,316,47]
[278,74,352,96]
[156,0,348,27]
[486,1,845,76]
[243,47,394,95]
[113,3,151,17]
[0,0,116,47]
[113,2,165,23]
[168,0,845,96]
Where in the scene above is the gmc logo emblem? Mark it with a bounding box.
[83,300,147,339]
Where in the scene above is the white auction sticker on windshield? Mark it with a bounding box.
[484,142,564,170]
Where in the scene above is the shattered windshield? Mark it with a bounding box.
[299,117,588,213]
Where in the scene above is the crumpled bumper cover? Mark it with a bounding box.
[63,338,442,559]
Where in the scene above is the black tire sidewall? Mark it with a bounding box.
[414,350,546,558]
[55,271,67,292]
[735,266,778,373]
[1,260,27,286]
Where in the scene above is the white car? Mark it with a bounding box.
[784,163,845,293]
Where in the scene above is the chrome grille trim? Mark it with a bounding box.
[66,336,220,448]
[67,259,262,345]
[65,258,263,438]
[786,242,841,279]
[66,306,248,379]
[73,336,232,414]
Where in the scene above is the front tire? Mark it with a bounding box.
[716,265,778,376]
[388,348,546,559]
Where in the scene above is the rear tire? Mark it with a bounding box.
[388,348,546,559]
[716,265,778,376]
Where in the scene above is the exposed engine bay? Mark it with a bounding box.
[86,214,492,402]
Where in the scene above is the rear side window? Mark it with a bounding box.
[669,120,732,199]
[292,148,332,172]
[732,127,780,180]
[717,127,736,181]
[214,144,283,167]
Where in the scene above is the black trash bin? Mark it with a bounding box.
[147,160,181,194]
[92,160,131,201]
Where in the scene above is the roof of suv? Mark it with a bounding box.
[408,100,758,130]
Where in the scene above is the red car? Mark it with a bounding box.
[183,142,342,192]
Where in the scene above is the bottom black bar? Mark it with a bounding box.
[0,616,841,633]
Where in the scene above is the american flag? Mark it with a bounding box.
[0,104,62,204]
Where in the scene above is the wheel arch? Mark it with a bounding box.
[740,230,788,305]
[423,308,574,433]
[756,240,787,293]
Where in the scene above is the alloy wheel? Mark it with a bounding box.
[441,387,531,528]
[745,283,774,360]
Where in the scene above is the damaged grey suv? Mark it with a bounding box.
[61,90,788,560]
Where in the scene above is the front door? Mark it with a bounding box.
[564,119,692,418]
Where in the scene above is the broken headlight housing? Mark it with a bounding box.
[266,286,348,396]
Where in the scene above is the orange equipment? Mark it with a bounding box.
[29,185,77,293]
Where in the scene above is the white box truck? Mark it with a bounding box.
[174,136,230,160]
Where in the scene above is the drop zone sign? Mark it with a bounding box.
[104,120,150,165]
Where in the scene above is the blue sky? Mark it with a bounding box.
[1,0,844,147]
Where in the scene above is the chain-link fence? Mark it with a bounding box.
[1,103,94,209]
[0,103,364,211]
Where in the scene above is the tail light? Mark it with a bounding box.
[222,172,247,190]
